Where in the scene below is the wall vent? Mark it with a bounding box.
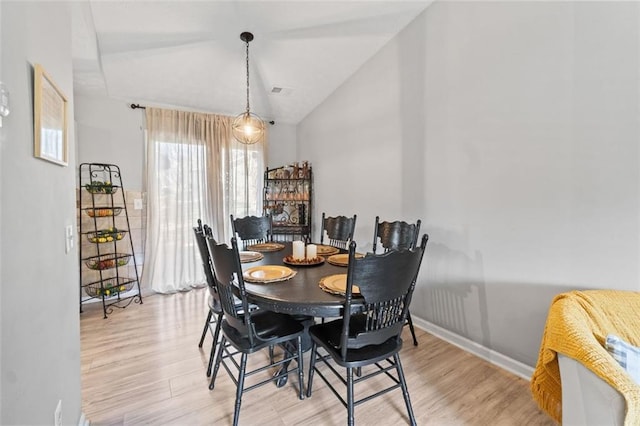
[270,87,294,96]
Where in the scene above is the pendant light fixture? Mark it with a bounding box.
[232,32,265,145]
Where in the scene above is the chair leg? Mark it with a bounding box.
[206,314,223,377]
[198,309,213,348]
[209,336,226,390]
[232,353,248,426]
[306,342,318,398]
[206,335,216,377]
[394,353,417,426]
[407,311,418,346]
[347,367,355,426]
[296,335,304,400]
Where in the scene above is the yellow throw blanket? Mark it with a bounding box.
[530,290,640,424]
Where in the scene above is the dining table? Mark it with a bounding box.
[238,241,364,387]
[240,241,361,318]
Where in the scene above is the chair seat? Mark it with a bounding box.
[221,311,305,354]
[309,318,403,367]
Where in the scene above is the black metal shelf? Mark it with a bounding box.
[79,163,143,318]
[264,164,312,242]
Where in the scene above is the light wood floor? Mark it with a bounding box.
[80,289,555,425]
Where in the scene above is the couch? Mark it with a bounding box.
[558,354,625,425]
[530,290,640,425]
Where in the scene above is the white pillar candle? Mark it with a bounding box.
[306,244,317,260]
[292,240,305,260]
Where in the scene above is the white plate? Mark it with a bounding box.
[243,265,295,283]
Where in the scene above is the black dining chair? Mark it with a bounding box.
[320,213,357,249]
[195,220,274,377]
[372,217,421,254]
[207,236,306,426]
[193,220,225,377]
[231,214,273,249]
[306,235,428,426]
[194,219,210,348]
[372,216,422,346]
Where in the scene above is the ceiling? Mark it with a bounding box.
[71,1,432,125]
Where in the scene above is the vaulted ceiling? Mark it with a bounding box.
[71,1,432,124]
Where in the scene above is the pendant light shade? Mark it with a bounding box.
[232,111,265,145]
[233,32,265,145]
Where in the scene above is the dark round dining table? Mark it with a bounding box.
[241,241,357,318]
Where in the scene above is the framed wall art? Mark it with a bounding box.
[34,63,68,166]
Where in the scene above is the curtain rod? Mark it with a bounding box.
[129,103,275,125]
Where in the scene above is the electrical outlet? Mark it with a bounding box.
[134,198,143,210]
[54,400,62,426]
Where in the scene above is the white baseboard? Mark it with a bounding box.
[411,316,534,381]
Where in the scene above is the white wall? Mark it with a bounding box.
[266,121,297,168]
[298,1,640,368]
[1,2,81,424]
[76,94,146,191]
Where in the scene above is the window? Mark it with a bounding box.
[142,108,265,293]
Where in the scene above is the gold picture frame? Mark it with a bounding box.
[34,63,68,166]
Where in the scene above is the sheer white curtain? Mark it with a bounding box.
[142,108,265,294]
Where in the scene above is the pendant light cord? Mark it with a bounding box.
[245,39,251,114]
